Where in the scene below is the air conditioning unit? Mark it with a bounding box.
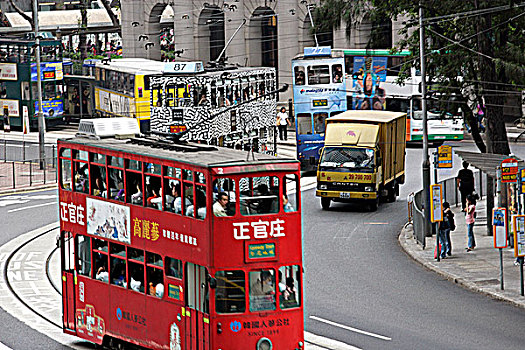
[77,118,140,139]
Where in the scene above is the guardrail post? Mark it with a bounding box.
[22,140,26,163]
[29,160,32,186]
[3,139,6,162]
[479,171,483,199]
[12,161,15,189]
[43,158,47,184]
[52,145,56,168]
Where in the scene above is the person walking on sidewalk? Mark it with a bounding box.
[443,202,454,256]
[463,195,476,251]
[457,161,475,210]
[438,206,451,259]
[276,107,291,141]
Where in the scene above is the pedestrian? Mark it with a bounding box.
[457,161,474,210]
[463,194,476,251]
[443,201,454,256]
[276,107,290,141]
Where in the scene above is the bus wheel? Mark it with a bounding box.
[321,197,331,210]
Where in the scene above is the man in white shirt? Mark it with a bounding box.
[276,107,291,141]
[213,192,229,217]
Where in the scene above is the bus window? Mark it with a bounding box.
[76,235,91,277]
[240,176,279,216]
[145,175,162,210]
[314,112,327,134]
[294,66,305,86]
[332,64,343,83]
[108,168,124,201]
[297,113,312,135]
[166,257,183,279]
[215,270,246,313]
[91,164,107,197]
[283,174,298,213]
[307,65,330,85]
[74,161,89,194]
[249,269,276,312]
[60,158,72,191]
[278,265,301,309]
[213,178,236,216]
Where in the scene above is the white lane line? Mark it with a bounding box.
[305,331,362,350]
[310,316,392,341]
[7,201,57,213]
[0,342,13,350]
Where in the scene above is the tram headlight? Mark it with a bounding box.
[256,337,272,350]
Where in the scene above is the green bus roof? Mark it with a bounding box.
[339,49,411,56]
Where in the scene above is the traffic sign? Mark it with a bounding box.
[519,168,525,195]
[437,145,453,168]
[493,207,508,249]
[513,215,525,257]
[501,158,518,183]
[430,184,443,223]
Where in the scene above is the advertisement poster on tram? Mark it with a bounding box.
[86,198,131,244]
[30,61,64,81]
[351,56,388,110]
[34,99,64,119]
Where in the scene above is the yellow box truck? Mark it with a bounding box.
[316,110,406,211]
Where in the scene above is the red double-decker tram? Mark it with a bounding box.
[58,132,304,350]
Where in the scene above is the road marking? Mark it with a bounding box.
[310,316,392,341]
[305,331,362,350]
[0,342,13,350]
[8,201,56,213]
[364,222,389,225]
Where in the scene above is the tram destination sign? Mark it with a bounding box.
[248,243,276,260]
[501,158,518,183]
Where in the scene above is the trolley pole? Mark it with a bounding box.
[33,0,46,169]
[420,1,432,239]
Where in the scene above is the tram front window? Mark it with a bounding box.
[215,270,246,313]
[249,269,276,312]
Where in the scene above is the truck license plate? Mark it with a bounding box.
[339,192,351,199]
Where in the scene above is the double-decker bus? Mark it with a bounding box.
[58,123,303,349]
[291,47,347,170]
[148,64,277,154]
[0,37,65,130]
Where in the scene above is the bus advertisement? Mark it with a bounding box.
[292,47,347,170]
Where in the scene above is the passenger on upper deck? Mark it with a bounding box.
[213,192,229,217]
[131,182,143,204]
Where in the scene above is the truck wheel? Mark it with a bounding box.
[388,185,397,202]
[369,199,378,211]
[321,197,331,210]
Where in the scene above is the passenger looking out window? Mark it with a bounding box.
[213,192,229,217]
[213,178,236,216]
[279,265,301,309]
[249,270,276,311]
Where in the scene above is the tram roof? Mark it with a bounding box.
[59,136,297,170]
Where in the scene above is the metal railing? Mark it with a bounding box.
[0,157,57,191]
[1,139,57,163]
[411,170,486,248]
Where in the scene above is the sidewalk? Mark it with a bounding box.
[400,199,525,308]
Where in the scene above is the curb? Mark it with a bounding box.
[398,225,525,310]
[0,183,57,196]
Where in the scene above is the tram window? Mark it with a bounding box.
[146,252,163,267]
[129,261,144,293]
[278,265,301,309]
[240,176,279,216]
[62,231,75,273]
[94,252,109,283]
[74,150,88,161]
[109,156,124,168]
[189,185,206,220]
[108,168,124,201]
[314,112,328,134]
[183,183,194,217]
[297,113,313,135]
[294,66,305,85]
[60,148,71,158]
[110,257,127,288]
[91,153,106,165]
[213,178,236,216]
[147,266,164,298]
[166,166,181,178]
[128,248,144,262]
[183,169,193,181]
[93,238,108,252]
[60,159,72,190]
[145,163,161,175]
[74,162,89,193]
[249,269,276,312]
[196,171,206,184]
[145,175,162,210]
[91,165,107,197]
[77,235,91,277]
[308,65,330,85]
[283,174,299,213]
[127,159,142,171]
[110,243,126,257]
[194,86,208,106]
[332,64,343,83]
[215,270,246,313]
[127,172,143,205]
[166,257,183,279]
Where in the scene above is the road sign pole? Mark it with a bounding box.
[521,259,524,296]
[500,248,504,290]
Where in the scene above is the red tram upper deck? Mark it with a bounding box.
[58,134,304,350]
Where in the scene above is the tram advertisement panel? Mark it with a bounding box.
[351,56,388,110]
[34,99,64,119]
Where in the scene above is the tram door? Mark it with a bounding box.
[61,231,76,332]
[185,263,210,350]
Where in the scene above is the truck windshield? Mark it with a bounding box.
[319,147,375,171]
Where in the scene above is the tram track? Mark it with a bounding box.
[3,224,62,329]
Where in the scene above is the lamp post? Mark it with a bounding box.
[33,0,45,169]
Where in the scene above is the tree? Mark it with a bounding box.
[315,0,525,155]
